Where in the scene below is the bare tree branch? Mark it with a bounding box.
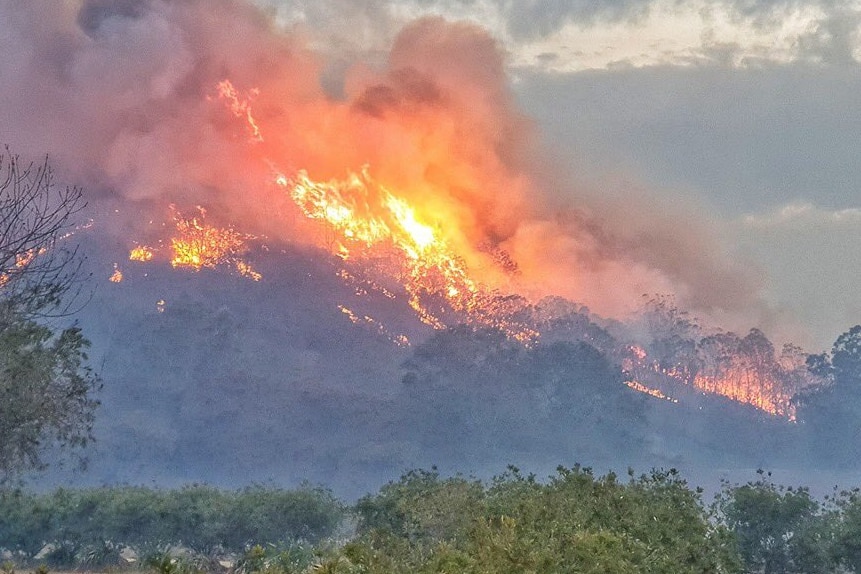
[0,147,91,322]
[0,147,99,482]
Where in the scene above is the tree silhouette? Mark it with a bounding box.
[832,326,861,387]
[0,149,99,481]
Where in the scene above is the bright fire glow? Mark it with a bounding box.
[339,305,410,347]
[109,264,123,283]
[170,206,246,270]
[625,380,678,403]
[167,207,261,281]
[281,168,536,340]
[0,247,47,287]
[129,246,154,262]
[623,343,803,420]
[15,248,45,269]
[127,207,261,280]
[284,169,478,320]
[692,365,796,420]
[234,260,262,281]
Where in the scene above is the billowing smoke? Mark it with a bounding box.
[0,0,766,328]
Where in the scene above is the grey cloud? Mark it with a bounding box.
[444,0,858,44]
[797,9,861,64]
[77,0,150,36]
[257,0,860,48]
[514,61,861,344]
[515,63,861,214]
[499,0,651,40]
[257,0,397,50]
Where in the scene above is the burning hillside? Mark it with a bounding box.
[104,69,818,420]
[0,0,826,428]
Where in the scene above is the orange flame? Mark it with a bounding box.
[216,79,263,143]
[169,206,244,270]
[166,206,261,281]
[691,362,798,420]
[280,168,536,340]
[127,207,261,280]
[0,247,49,288]
[625,380,679,403]
[234,260,262,281]
[15,248,45,269]
[623,340,808,420]
[283,168,477,317]
[129,246,154,262]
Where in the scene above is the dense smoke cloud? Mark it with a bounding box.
[0,0,767,326]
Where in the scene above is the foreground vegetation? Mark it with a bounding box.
[7,467,861,573]
[0,484,343,567]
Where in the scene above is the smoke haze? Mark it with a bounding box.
[0,0,769,328]
[7,0,858,497]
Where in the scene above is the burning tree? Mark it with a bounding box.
[0,148,100,481]
[627,298,824,419]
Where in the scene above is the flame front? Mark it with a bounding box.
[622,338,813,420]
[281,168,535,340]
[127,206,261,280]
[625,380,679,404]
[283,169,482,328]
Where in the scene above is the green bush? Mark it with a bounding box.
[15,467,861,573]
[349,465,740,574]
[0,484,345,563]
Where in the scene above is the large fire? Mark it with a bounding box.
[118,78,814,420]
[282,168,479,329]
[278,166,815,419]
[273,167,538,341]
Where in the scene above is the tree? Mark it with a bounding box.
[795,326,861,466]
[346,466,741,574]
[0,148,99,481]
[716,471,831,574]
[831,326,861,386]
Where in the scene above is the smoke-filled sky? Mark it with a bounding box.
[2,0,860,349]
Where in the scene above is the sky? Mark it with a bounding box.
[1,0,859,351]
[1,0,859,493]
[251,0,861,349]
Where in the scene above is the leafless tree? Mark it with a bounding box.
[0,147,89,320]
[0,148,99,481]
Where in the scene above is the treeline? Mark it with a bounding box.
[0,485,343,566]
[346,466,737,573]
[717,470,861,574]
[8,468,861,573]
[346,467,861,574]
